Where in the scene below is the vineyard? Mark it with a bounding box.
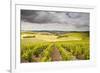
[21,32,90,63]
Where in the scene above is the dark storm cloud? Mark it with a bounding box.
[21,10,89,31]
[21,10,68,23]
[21,10,38,23]
[21,10,89,24]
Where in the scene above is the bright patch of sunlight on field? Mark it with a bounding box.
[21,32,82,42]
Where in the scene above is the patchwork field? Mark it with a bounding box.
[21,31,90,63]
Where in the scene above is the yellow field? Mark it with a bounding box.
[21,31,89,63]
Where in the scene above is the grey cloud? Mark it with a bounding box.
[21,10,68,24]
[21,10,89,24]
[66,12,81,18]
[21,10,89,31]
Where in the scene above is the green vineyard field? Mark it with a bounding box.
[21,32,90,63]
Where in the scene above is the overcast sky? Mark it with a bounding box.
[21,10,89,31]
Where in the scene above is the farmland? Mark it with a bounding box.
[21,31,90,63]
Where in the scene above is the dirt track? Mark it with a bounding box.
[51,48,62,61]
